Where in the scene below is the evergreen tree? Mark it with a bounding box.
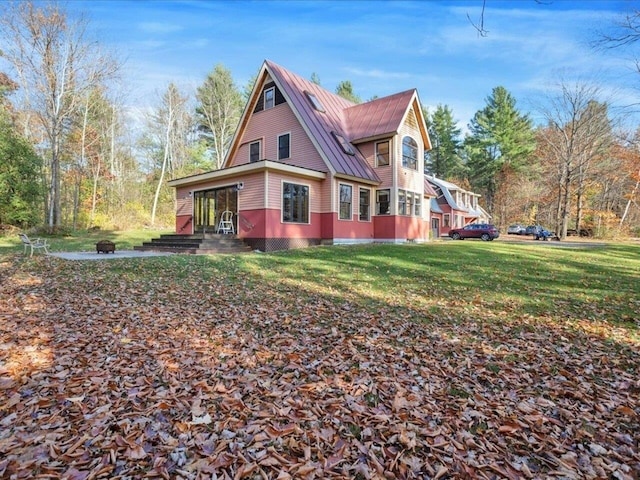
[0,107,43,226]
[465,86,536,215]
[424,104,464,179]
[335,80,361,103]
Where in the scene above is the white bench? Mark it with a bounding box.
[19,233,50,257]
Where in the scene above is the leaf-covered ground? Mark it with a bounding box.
[0,243,638,479]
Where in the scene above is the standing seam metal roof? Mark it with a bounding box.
[266,60,419,184]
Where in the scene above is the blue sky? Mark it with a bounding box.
[67,0,639,130]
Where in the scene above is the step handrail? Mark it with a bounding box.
[238,213,254,231]
[179,216,193,232]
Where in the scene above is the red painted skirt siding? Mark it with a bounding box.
[240,208,322,239]
[176,214,193,234]
[373,215,428,240]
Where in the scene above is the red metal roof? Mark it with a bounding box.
[265,60,384,182]
[344,89,417,142]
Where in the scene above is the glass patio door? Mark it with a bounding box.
[194,190,217,234]
[194,186,238,234]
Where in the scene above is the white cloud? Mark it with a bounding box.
[137,22,183,34]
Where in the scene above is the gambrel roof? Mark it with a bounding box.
[225,60,430,184]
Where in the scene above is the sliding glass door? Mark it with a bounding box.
[193,186,237,234]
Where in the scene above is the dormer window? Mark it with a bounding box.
[264,87,275,110]
[332,131,355,155]
[305,90,325,112]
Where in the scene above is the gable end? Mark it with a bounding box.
[253,81,286,113]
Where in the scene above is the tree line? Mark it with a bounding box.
[1,1,639,238]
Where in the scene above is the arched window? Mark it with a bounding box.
[402,136,418,170]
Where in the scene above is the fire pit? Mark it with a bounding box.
[96,240,116,254]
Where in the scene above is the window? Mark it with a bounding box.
[249,141,260,163]
[359,188,370,221]
[398,190,407,215]
[305,90,325,112]
[339,184,352,220]
[402,136,418,170]
[376,140,390,166]
[282,182,309,223]
[443,214,450,227]
[331,131,355,155]
[414,193,422,217]
[264,87,275,110]
[376,189,390,215]
[399,190,421,216]
[278,133,290,160]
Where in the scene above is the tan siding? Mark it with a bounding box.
[230,102,327,173]
[405,107,418,130]
[320,177,332,213]
[397,122,424,192]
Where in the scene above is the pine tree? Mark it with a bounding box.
[465,86,535,215]
[424,104,464,179]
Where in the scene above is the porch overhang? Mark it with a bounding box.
[167,160,327,188]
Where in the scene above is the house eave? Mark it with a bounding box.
[333,173,381,186]
[167,160,327,188]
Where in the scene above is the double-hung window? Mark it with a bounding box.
[278,133,290,160]
[414,193,422,217]
[282,182,309,223]
[398,190,421,216]
[376,140,390,166]
[339,184,352,220]
[398,190,407,215]
[402,136,418,170]
[376,189,390,215]
[249,141,260,163]
[264,87,275,110]
[359,188,370,221]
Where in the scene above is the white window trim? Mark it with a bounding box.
[376,188,391,216]
[358,187,371,222]
[401,135,419,171]
[375,139,391,167]
[338,182,353,221]
[281,179,311,225]
[278,132,291,160]
[264,86,275,110]
[249,140,261,163]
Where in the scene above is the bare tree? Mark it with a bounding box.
[196,64,243,170]
[537,81,614,238]
[0,1,119,230]
[147,83,194,226]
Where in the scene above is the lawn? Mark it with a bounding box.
[0,236,638,479]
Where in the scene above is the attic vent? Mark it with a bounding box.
[331,131,355,155]
[304,90,325,112]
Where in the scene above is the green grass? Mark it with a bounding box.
[0,228,172,253]
[1,232,638,341]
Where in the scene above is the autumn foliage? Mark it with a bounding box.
[0,244,638,479]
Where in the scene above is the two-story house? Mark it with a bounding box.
[426,175,490,237]
[167,60,434,251]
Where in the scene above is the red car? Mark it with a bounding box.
[449,223,500,241]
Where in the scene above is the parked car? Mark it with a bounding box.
[449,223,500,241]
[525,225,539,235]
[507,224,526,235]
[532,225,557,241]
